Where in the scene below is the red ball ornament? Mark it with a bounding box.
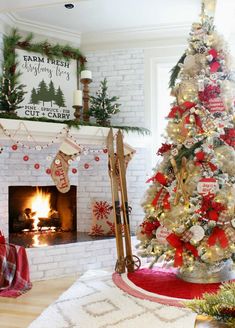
[34,163,40,169]
[72,168,77,174]
[46,168,51,174]
[55,170,60,176]
[84,163,89,169]
[12,144,18,151]
[103,148,108,154]
[94,156,100,162]
[23,155,29,161]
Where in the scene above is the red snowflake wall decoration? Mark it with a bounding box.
[90,224,105,236]
[93,201,112,220]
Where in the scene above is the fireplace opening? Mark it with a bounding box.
[9,185,77,247]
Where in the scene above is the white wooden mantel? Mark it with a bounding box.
[0,118,151,148]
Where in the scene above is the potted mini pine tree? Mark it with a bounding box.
[89,78,120,126]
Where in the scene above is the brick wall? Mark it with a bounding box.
[0,47,149,237]
[0,45,149,279]
[27,236,144,280]
[85,49,145,127]
[84,48,149,230]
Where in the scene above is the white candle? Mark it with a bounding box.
[80,70,92,80]
[73,90,83,106]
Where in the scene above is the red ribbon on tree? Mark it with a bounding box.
[194,151,217,172]
[210,61,220,73]
[157,143,172,156]
[140,220,160,238]
[184,112,204,133]
[166,233,198,267]
[168,101,196,119]
[199,195,226,222]
[208,48,221,73]
[198,85,220,102]
[152,187,170,210]
[208,48,218,58]
[208,226,229,248]
[220,128,235,148]
[146,172,168,186]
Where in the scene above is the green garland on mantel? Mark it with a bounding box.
[0,29,87,113]
[0,29,150,136]
[0,112,150,135]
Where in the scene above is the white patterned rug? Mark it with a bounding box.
[28,270,196,328]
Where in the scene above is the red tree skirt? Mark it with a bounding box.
[113,267,233,307]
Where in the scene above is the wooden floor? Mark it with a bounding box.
[0,275,78,328]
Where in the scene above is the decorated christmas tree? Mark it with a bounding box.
[137,7,235,281]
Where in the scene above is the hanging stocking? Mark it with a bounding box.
[51,138,81,193]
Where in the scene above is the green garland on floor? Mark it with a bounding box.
[0,29,86,113]
[0,112,150,135]
[186,282,235,327]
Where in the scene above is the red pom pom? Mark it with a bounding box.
[95,156,100,162]
[12,144,18,151]
[46,168,51,174]
[55,170,60,176]
[34,163,40,169]
[72,168,77,174]
[84,163,89,169]
[103,148,108,153]
[23,155,29,161]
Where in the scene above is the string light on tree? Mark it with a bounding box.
[137,5,235,283]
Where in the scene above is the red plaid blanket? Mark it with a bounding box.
[0,243,32,297]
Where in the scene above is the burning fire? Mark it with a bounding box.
[32,234,48,247]
[31,188,51,230]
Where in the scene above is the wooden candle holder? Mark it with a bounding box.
[80,77,92,122]
[73,105,82,122]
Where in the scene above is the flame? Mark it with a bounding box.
[32,234,48,247]
[31,188,51,230]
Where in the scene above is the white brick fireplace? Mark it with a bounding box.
[0,118,150,280]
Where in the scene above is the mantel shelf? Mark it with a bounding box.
[0,118,151,148]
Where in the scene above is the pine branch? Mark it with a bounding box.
[186,282,235,327]
[169,52,186,88]
[0,113,150,135]
[174,140,204,168]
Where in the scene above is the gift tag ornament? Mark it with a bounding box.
[171,148,178,156]
[184,138,197,148]
[197,177,219,196]
[155,226,171,245]
[231,218,235,229]
[189,225,205,242]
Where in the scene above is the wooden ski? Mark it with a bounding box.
[107,128,125,274]
[116,130,135,272]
